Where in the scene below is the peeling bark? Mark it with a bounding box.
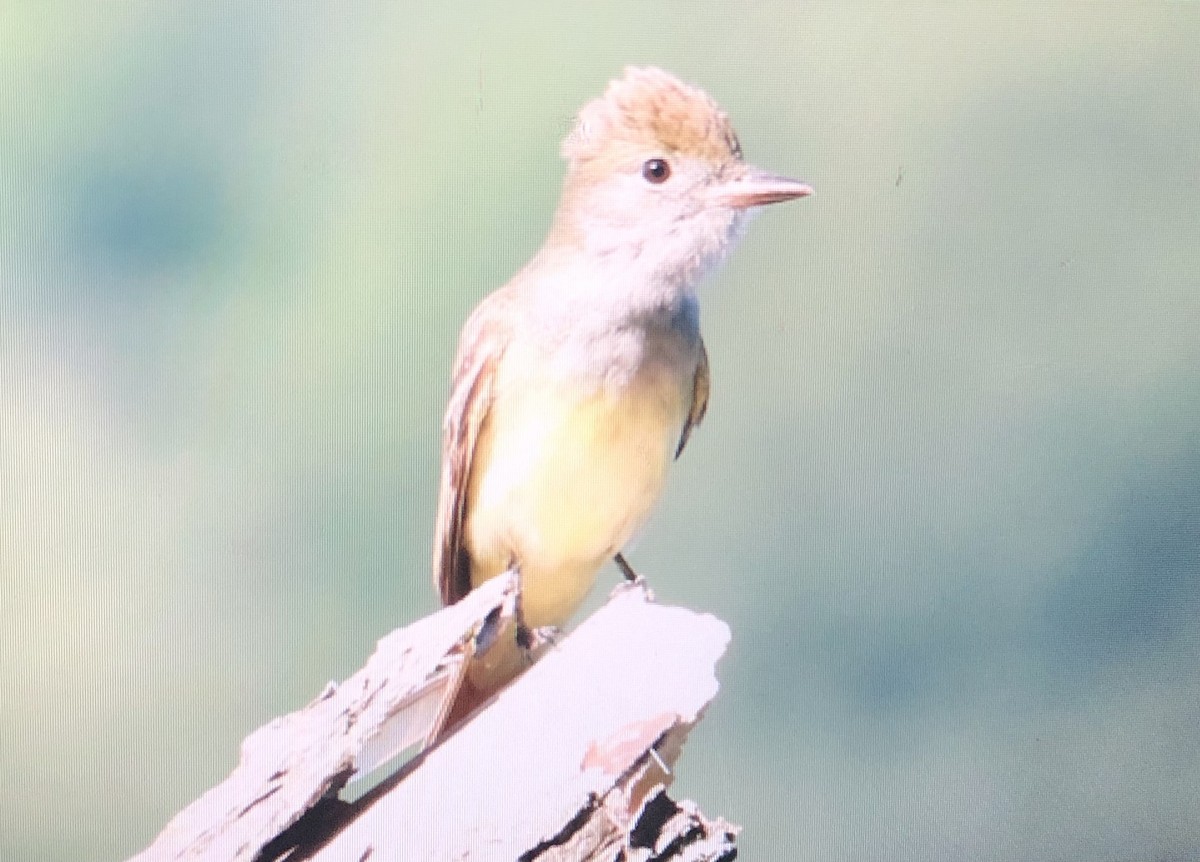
[129,577,737,862]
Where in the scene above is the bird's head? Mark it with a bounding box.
[549,67,812,292]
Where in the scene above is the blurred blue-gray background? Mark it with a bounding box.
[3,4,1198,859]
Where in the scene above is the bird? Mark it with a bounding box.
[432,66,811,708]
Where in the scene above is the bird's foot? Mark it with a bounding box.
[516,623,561,663]
[613,552,655,600]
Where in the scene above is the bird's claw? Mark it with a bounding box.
[516,623,561,661]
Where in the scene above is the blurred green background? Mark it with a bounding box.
[3,3,1199,859]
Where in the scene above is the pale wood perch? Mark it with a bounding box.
[130,574,738,862]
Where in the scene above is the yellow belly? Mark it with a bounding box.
[464,366,689,629]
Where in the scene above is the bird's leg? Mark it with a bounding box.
[614,551,643,583]
[512,559,533,648]
[613,551,655,601]
[511,560,560,658]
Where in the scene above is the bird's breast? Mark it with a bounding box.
[464,341,695,627]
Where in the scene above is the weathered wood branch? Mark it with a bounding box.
[130,575,738,862]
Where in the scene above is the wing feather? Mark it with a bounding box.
[674,336,710,459]
[433,301,510,605]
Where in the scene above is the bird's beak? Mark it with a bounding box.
[708,167,814,209]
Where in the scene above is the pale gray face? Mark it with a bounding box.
[570,152,750,292]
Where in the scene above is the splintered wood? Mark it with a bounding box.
[129,575,738,862]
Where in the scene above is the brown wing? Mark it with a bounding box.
[432,300,509,605]
[674,336,710,459]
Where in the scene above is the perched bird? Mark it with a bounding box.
[433,66,811,701]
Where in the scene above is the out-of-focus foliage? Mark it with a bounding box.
[2,4,1197,860]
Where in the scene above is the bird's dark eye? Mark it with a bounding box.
[642,158,671,184]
